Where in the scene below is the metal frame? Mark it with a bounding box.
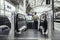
[51,0,54,40]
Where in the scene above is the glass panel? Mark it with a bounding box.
[53,0,60,40]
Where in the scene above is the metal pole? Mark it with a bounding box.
[52,0,54,30]
[4,0,5,15]
[9,12,14,39]
[24,0,26,14]
[51,0,54,40]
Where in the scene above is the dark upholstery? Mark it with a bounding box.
[0,15,11,28]
[14,14,26,29]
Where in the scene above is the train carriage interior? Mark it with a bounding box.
[0,0,60,40]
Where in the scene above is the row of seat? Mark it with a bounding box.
[0,15,11,31]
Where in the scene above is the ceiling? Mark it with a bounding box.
[6,0,23,5]
[6,0,60,13]
[26,0,60,12]
[10,0,20,5]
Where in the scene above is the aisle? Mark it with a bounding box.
[54,22,60,31]
[53,22,60,40]
[14,29,50,40]
[15,29,41,38]
[52,30,60,40]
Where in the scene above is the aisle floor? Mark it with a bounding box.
[14,29,50,40]
[52,30,60,40]
[53,22,60,40]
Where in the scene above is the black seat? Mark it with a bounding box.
[0,15,11,28]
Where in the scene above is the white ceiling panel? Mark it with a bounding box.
[31,6,51,12]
